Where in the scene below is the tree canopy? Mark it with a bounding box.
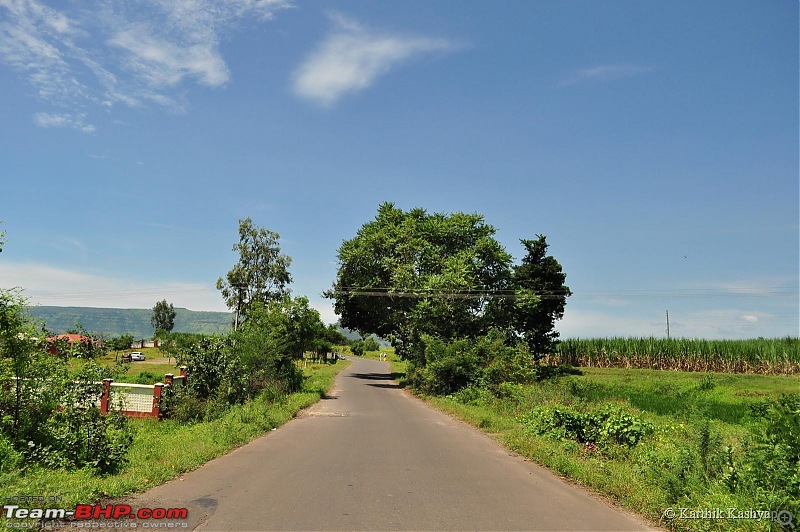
[328,203,570,364]
[151,299,176,333]
[217,218,292,325]
[328,203,513,358]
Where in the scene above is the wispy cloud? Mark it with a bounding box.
[558,63,654,87]
[34,112,95,133]
[0,0,289,131]
[293,13,460,106]
[0,260,227,311]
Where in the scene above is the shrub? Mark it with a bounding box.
[409,333,543,396]
[0,433,22,472]
[408,337,483,395]
[522,404,654,448]
[743,394,800,515]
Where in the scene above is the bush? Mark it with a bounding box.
[409,333,542,396]
[522,404,654,448]
[183,337,247,403]
[743,394,800,515]
[408,337,483,395]
[0,433,22,473]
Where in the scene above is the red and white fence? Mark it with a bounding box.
[99,370,186,419]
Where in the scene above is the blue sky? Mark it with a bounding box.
[0,0,797,339]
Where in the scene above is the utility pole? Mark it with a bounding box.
[665,310,670,339]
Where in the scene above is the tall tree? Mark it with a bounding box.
[327,202,512,361]
[217,218,292,326]
[151,299,176,333]
[511,236,571,361]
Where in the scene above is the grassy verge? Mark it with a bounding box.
[387,357,797,531]
[0,360,349,509]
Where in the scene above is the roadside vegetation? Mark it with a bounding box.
[0,360,347,510]
[0,221,352,513]
[360,347,799,531]
[331,204,798,531]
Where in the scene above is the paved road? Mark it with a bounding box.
[128,358,654,530]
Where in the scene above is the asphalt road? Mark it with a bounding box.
[128,358,654,531]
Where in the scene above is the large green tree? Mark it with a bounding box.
[217,218,292,326]
[327,203,512,361]
[151,299,176,333]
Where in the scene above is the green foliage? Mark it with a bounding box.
[151,299,176,333]
[329,202,514,361]
[1,361,349,510]
[350,336,380,356]
[106,334,135,353]
[0,433,23,472]
[522,404,654,448]
[127,370,162,385]
[232,298,318,394]
[322,323,350,345]
[743,394,800,516]
[408,332,539,395]
[169,297,332,421]
[42,363,133,473]
[420,364,799,529]
[182,336,245,403]
[160,331,206,363]
[329,203,571,400]
[1,291,133,473]
[509,236,571,361]
[216,217,292,323]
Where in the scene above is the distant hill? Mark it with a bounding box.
[26,306,232,339]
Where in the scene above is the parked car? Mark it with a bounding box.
[130,351,145,361]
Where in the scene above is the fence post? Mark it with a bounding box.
[152,383,163,419]
[180,366,187,378]
[164,373,174,385]
[101,379,112,414]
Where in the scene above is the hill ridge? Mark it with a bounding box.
[26,306,232,339]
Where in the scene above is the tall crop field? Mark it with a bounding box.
[552,337,800,374]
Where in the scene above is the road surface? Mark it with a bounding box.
[127,358,654,530]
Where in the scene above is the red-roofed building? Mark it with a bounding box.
[46,334,96,356]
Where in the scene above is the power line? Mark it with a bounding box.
[331,286,799,300]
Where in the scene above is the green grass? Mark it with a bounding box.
[0,360,349,510]
[401,365,797,531]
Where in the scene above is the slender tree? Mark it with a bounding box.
[511,236,571,361]
[151,300,176,333]
[217,218,292,325]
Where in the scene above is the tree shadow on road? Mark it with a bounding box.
[350,372,405,389]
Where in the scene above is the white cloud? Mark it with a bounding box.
[0,261,227,311]
[558,63,654,87]
[34,111,95,133]
[0,0,289,127]
[293,13,459,106]
[107,25,228,88]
